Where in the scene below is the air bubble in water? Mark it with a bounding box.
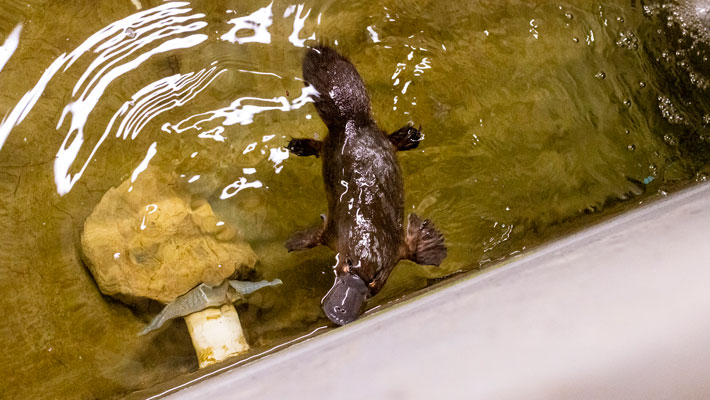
[658,95,685,125]
[663,133,677,145]
[616,31,639,50]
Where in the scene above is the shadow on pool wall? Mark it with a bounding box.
[1,1,710,399]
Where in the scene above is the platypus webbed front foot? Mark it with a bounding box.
[404,213,447,266]
[285,227,323,251]
[388,125,423,151]
[286,215,327,252]
[287,138,323,157]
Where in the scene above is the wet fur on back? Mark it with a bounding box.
[287,45,446,325]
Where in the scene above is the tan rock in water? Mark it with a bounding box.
[81,167,257,304]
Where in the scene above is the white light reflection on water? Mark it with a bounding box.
[117,65,225,141]
[55,62,220,195]
[243,142,257,154]
[197,126,227,142]
[222,2,316,47]
[268,147,289,173]
[238,69,283,79]
[3,0,326,197]
[366,25,381,43]
[413,57,431,76]
[387,40,434,114]
[0,53,70,150]
[54,2,208,195]
[285,4,316,47]
[166,84,318,133]
[220,177,263,199]
[140,204,159,231]
[128,141,158,192]
[0,24,22,74]
[0,2,210,195]
[221,2,274,44]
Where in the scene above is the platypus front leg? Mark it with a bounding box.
[286,214,327,252]
[388,125,423,151]
[403,213,447,266]
[287,138,323,157]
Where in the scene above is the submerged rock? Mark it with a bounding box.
[81,167,257,304]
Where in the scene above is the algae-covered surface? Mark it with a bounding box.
[1,0,710,398]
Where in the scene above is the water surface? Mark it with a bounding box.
[1,1,708,398]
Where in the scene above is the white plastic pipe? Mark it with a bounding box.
[184,304,249,369]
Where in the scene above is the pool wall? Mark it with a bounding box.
[162,181,710,399]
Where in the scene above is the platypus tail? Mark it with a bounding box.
[302,46,371,126]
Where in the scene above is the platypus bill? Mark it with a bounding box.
[286,46,447,325]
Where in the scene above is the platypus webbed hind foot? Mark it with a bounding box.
[389,125,423,151]
[287,138,323,157]
[404,213,447,266]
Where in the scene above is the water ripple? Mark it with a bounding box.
[54,2,208,195]
[0,23,21,74]
[0,2,211,196]
[1,1,330,198]
[118,65,225,141]
[165,84,317,134]
[221,2,274,45]
[285,4,317,47]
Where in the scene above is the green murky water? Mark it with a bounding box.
[2,0,709,398]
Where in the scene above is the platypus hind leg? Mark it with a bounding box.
[286,214,327,252]
[404,213,447,266]
[287,138,323,157]
[388,125,423,151]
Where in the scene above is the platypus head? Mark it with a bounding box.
[322,272,369,325]
[321,247,396,325]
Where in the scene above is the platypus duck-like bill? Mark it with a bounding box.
[286,45,447,326]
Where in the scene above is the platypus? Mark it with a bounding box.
[286,46,446,325]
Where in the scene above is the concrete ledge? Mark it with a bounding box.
[166,182,710,399]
